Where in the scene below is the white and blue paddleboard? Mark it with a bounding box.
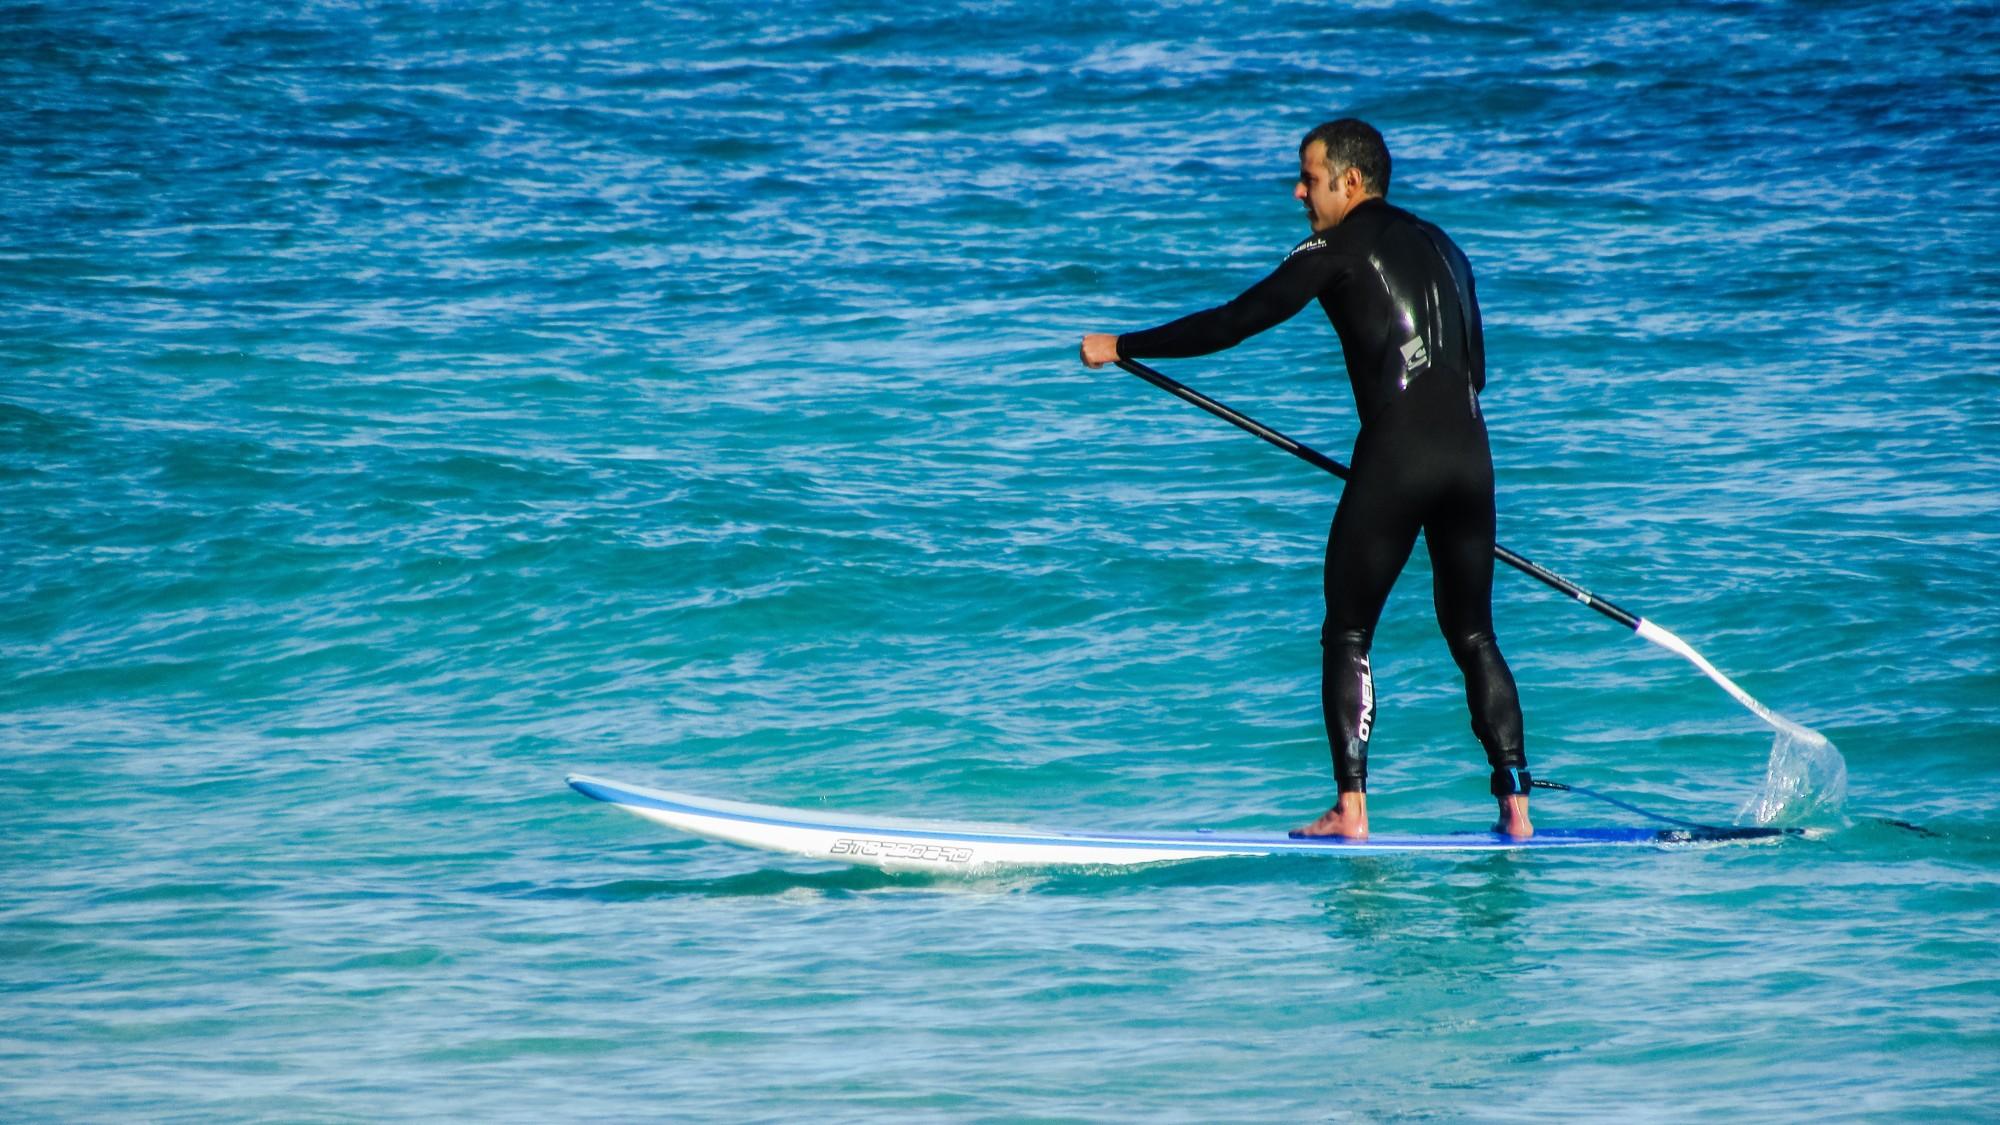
[566,774,1792,873]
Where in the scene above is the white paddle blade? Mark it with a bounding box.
[1633,618,1847,826]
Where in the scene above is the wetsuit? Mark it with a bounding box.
[1116,197,1528,797]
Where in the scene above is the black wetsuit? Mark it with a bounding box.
[1117,197,1527,796]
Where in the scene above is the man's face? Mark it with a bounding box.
[1295,141,1356,232]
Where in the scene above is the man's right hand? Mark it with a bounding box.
[1079,333,1121,369]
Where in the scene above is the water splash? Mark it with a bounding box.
[1738,721,1848,827]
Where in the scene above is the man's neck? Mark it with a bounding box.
[1323,193,1383,231]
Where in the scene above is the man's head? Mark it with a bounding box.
[1296,118,1391,232]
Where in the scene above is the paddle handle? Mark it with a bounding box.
[1113,357,1642,632]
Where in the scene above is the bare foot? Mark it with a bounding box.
[1493,794,1533,839]
[1292,792,1368,839]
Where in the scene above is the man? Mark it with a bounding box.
[1079,118,1532,839]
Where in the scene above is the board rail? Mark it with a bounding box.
[566,774,1794,873]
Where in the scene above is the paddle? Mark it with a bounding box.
[1111,355,1843,822]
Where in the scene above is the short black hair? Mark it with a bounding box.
[1300,118,1391,196]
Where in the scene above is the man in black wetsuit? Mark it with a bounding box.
[1079,118,1532,839]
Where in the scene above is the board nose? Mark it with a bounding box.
[567,775,619,803]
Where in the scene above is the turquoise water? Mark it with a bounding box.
[5,1,1998,1118]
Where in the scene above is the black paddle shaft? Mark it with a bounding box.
[1113,357,1643,632]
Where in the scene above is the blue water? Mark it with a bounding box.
[5,0,1998,1118]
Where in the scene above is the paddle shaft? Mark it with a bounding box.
[1113,357,1643,631]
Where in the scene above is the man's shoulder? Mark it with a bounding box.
[1379,201,1461,243]
[1284,231,1334,261]
[1283,202,1409,261]
[1285,225,1372,262]
[1366,201,1469,259]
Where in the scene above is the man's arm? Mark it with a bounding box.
[1079,248,1334,369]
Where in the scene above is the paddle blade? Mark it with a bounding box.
[1632,619,1847,827]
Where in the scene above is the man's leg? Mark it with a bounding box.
[1295,457,1420,838]
[1427,473,1532,837]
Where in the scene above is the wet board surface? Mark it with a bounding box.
[565,774,1792,873]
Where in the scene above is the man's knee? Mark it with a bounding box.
[1444,627,1499,667]
[1322,624,1372,653]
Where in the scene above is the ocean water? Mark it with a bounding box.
[4,0,1998,1119]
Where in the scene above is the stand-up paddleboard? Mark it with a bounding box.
[566,774,1795,873]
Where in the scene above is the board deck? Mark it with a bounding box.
[566,774,1793,873]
